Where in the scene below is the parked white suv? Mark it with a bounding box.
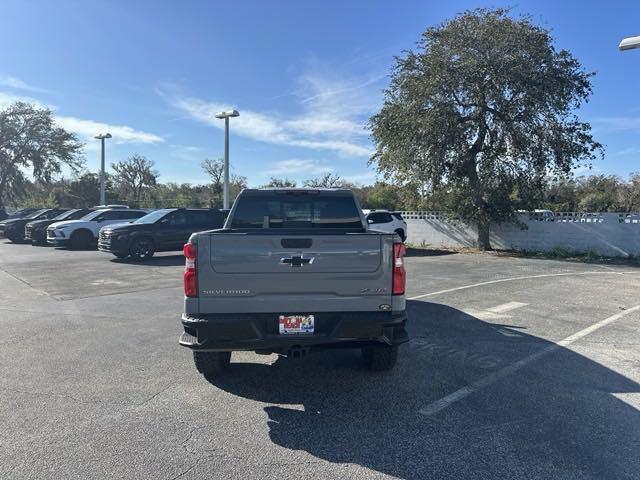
[47,208,148,249]
[363,209,408,242]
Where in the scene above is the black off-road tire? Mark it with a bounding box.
[129,237,155,261]
[70,230,93,250]
[193,351,231,378]
[362,345,398,371]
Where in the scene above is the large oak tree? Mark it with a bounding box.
[201,158,248,207]
[0,102,84,211]
[111,154,159,205]
[369,9,603,249]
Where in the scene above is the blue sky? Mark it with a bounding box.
[1,0,639,186]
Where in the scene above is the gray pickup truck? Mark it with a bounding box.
[179,188,408,377]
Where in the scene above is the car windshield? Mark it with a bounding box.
[134,209,174,224]
[52,210,75,221]
[26,209,48,219]
[80,210,107,221]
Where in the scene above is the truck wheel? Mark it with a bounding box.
[193,351,231,378]
[70,230,93,250]
[362,345,398,371]
[129,237,155,260]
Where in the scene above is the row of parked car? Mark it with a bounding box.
[0,204,408,261]
[0,205,227,260]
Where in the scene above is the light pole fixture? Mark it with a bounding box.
[214,110,240,209]
[94,133,112,206]
[619,35,640,51]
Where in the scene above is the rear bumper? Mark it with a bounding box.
[179,311,409,352]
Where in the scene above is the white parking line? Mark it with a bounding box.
[418,304,640,417]
[408,271,625,300]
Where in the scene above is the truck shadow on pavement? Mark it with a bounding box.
[208,300,640,479]
[110,254,184,267]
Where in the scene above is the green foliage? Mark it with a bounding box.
[369,8,603,249]
[583,250,598,261]
[0,102,84,208]
[363,182,400,210]
[262,177,297,188]
[548,245,572,258]
[542,174,640,212]
[111,154,159,206]
[201,158,247,207]
[303,173,346,188]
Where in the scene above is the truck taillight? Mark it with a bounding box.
[392,241,406,295]
[183,243,197,297]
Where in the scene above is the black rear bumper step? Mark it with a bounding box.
[179,311,408,352]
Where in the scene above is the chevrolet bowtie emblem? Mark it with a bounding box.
[280,255,314,267]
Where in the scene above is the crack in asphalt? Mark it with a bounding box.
[137,382,176,406]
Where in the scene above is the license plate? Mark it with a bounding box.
[279,315,314,334]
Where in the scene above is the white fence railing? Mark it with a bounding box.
[399,211,640,224]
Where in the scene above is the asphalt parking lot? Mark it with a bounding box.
[1,241,639,479]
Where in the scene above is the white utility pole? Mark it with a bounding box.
[214,110,240,209]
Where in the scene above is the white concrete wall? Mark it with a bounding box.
[402,212,640,257]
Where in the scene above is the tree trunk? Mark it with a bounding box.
[477,218,492,250]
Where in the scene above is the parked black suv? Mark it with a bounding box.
[0,207,40,222]
[25,208,94,245]
[98,208,225,260]
[1,209,68,243]
[0,208,41,235]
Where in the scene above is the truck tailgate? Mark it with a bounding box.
[196,232,395,314]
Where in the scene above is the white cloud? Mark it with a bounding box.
[166,93,373,157]
[55,116,164,144]
[0,91,49,109]
[343,170,378,185]
[0,75,47,93]
[160,65,382,158]
[592,116,640,132]
[267,159,333,176]
[0,77,164,145]
[167,144,204,164]
[610,147,640,157]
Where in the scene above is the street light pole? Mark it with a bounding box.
[224,116,230,209]
[214,110,239,209]
[94,133,112,205]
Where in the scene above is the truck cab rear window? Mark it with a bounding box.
[231,196,363,229]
